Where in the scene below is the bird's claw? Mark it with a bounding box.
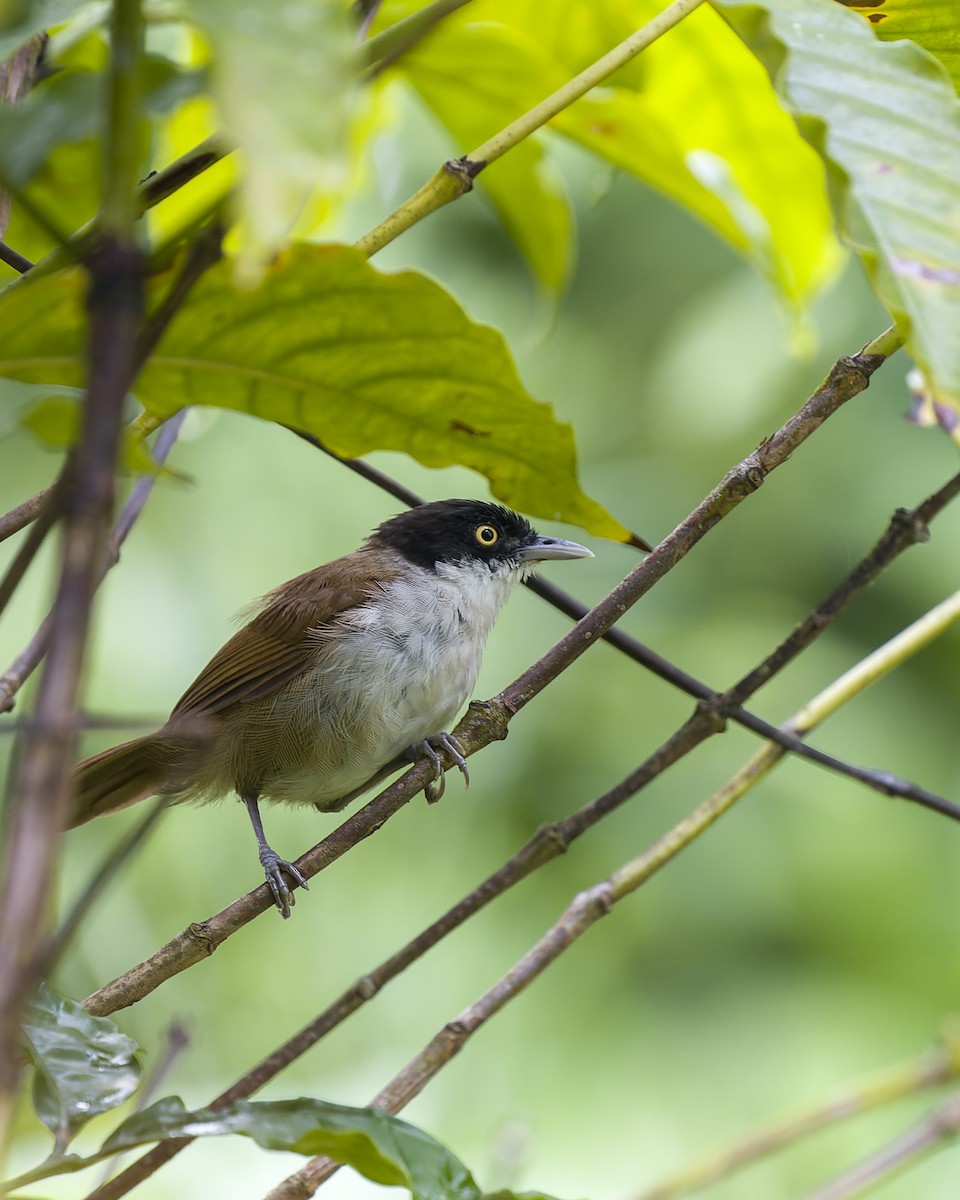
[410,732,469,804]
[259,849,309,919]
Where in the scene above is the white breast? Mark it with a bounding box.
[262,560,521,808]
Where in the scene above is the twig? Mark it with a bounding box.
[0,136,226,294]
[354,0,708,257]
[296,425,953,814]
[83,571,960,1200]
[360,0,474,75]
[633,1039,960,1200]
[0,240,33,274]
[0,490,58,615]
[0,411,189,714]
[83,358,960,1200]
[0,482,55,544]
[803,1092,960,1200]
[80,336,897,1022]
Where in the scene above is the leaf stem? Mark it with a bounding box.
[354,0,707,257]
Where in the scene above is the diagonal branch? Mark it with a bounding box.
[81,334,935,1031]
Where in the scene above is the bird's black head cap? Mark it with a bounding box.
[371,500,538,572]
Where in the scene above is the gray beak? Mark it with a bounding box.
[518,535,594,563]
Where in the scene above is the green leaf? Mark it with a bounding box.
[838,0,960,88]
[396,17,574,291]
[180,0,357,267]
[20,983,141,1147]
[0,0,84,60]
[105,1097,482,1198]
[14,392,161,472]
[378,0,841,310]
[6,1094,483,1198]
[718,0,960,422]
[0,242,628,538]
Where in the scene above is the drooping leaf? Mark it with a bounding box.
[5,1094,484,1198]
[375,0,841,310]
[837,0,960,88]
[0,242,628,538]
[180,0,357,267]
[718,0,960,424]
[20,983,141,1147]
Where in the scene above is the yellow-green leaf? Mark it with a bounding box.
[838,0,960,87]
[376,0,842,310]
[0,243,627,538]
[720,0,960,424]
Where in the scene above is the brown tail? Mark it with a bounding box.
[70,734,187,827]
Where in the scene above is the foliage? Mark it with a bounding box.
[2,0,960,1198]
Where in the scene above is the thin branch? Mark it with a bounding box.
[360,0,474,75]
[0,136,226,295]
[0,410,188,715]
[0,482,55,544]
[354,0,708,257]
[0,239,33,273]
[82,397,960,1200]
[80,338,901,1025]
[295,422,950,814]
[0,490,58,616]
[633,1042,960,1200]
[803,1093,960,1200]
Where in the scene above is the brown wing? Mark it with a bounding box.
[169,557,385,719]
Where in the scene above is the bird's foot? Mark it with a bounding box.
[409,732,469,804]
[259,848,309,919]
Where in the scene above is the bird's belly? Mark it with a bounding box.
[249,621,480,809]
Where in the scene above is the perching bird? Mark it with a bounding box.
[71,500,592,916]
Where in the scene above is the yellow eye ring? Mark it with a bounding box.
[475,524,499,546]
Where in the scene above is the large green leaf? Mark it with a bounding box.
[6,1094,482,1197]
[376,0,841,310]
[0,242,627,538]
[20,983,141,1148]
[719,0,960,424]
[838,0,960,87]
[180,0,357,268]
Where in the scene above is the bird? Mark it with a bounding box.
[71,499,593,916]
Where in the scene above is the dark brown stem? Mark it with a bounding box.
[0,239,33,274]
[0,483,55,544]
[0,236,143,1147]
[82,341,893,1021]
[298,431,960,818]
[81,352,960,1200]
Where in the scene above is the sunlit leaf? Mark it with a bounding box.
[397,19,574,291]
[837,0,960,87]
[719,0,960,422]
[180,0,357,268]
[20,983,141,1147]
[374,0,841,310]
[0,243,629,538]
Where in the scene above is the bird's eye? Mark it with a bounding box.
[475,524,499,547]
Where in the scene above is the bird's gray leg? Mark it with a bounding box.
[241,792,308,919]
[408,733,469,804]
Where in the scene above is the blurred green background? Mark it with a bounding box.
[3,86,960,1200]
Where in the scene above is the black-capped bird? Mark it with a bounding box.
[71,500,593,916]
